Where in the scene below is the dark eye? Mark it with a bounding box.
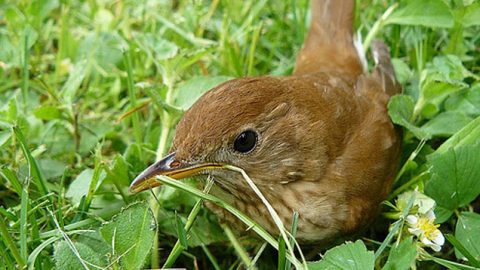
[233,130,258,153]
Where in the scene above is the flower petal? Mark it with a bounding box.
[433,231,445,246]
[408,228,422,236]
[406,215,418,225]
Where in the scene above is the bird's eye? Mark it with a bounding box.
[233,130,258,153]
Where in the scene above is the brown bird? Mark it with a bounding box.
[130,0,401,244]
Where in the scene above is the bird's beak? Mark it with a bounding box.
[129,152,222,193]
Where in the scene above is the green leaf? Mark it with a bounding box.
[455,212,480,264]
[66,169,104,206]
[417,55,470,118]
[135,33,179,61]
[463,3,480,27]
[386,0,454,28]
[100,202,156,270]
[37,159,66,180]
[33,105,62,120]
[425,144,480,211]
[0,130,11,147]
[382,237,417,270]
[436,115,480,154]
[156,207,226,247]
[54,240,107,270]
[174,76,233,110]
[388,95,430,139]
[445,83,480,117]
[308,240,374,270]
[104,155,130,187]
[392,58,413,85]
[421,111,472,137]
[77,32,124,72]
[61,60,88,104]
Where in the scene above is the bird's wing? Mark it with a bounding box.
[294,0,363,77]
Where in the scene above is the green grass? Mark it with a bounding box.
[1,0,480,269]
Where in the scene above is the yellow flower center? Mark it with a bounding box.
[417,217,440,240]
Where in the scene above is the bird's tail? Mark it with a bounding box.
[371,40,401,96]
[294,0,363,77]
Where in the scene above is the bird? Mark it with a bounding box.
[130,0,401,244]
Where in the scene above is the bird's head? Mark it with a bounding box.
[129,76,331,194]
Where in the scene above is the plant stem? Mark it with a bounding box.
[363,4,397,52]
[151,68,176,268]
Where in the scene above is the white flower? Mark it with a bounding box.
[406,210,445,252]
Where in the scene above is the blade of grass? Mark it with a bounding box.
[246,22,263,76]
[445,234,480,268]
[223,165,306,269]
[277,235,286,270]
[163,178,214,268]
[374,192,416,259]
[0,240,15,269]
[175,212,188,248]
[201,244,222,270]
[0,216,26,268]
[285,211,298,270]
[250,242,268,269]
[83,145,104,213]
[223,224,254,269]
[363,3,398,52]
[0,168,22,196]
[22,29,29,111]
[27,236,59,270]
[12,126,49,198]
[20,186,29,263]
[123,49,142,147]
[156,175,304,269]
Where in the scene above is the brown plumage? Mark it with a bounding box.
[130,0,401,244]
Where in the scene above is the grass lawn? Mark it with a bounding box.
[1,0,480,269]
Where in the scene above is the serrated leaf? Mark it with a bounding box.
[386,0,454,28]
[308,240,374,270]
[388,95,430,139]
[174,76,232,110]
[425,144,480,211]
[54,240,107,270]
[382,237,417,270]
[455,212,480,264]
[100,202,156,270]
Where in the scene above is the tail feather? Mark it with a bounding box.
[371,40,401,96]
[294,0,363,77]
